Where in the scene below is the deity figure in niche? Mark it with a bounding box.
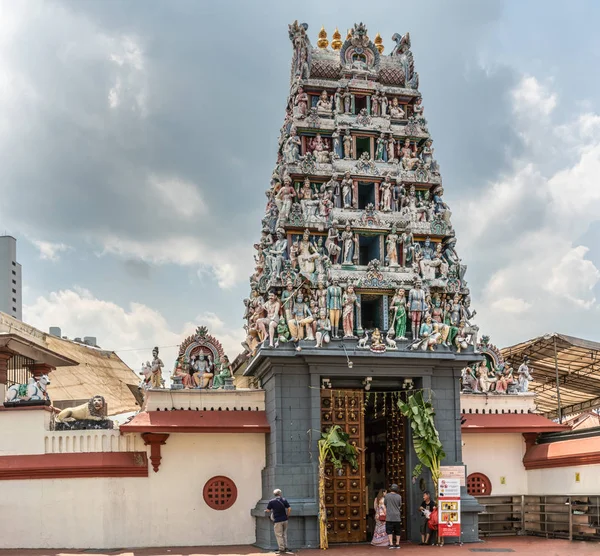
[417,236,436,281]
[517,356,533,393]
[288,292,314,341]
[341,225,358,265]
[341,172,353,208]
[401,230,415,267]
[432,186,451,223]
[300,178,319,220]
[192,353,214,389]
[311,133,330,163]
[315,308,332,348]
[380,175,394,212]
[389,97,405,119]
[421,139,434,168]
[325,173,341,208]
[495,363,514,394]
[326,226,341,264]
[294,86,309,118]
[371,91,380,116]
[393,180,406,212]
[389,288,407,340]
[387,134,396,162]
[275,317,291,346]
[431,295,444,324]
[315,280,327,312]
[434,243,449,278]
[275,176,296,227]
[343,130,353,159]
[268,228,288,281]
[212,355,232,389]
[150,347,164,388]
[401,139,419,170]
[327,278,343,338]
[283,128,301,163]
[263,202,279,235]
[298,229,320,275]
[408,278,427,339]
[342,284,360,338]
[316,90,333,115]
[343,87,352,114]
[318,191,333,221]
[172,355,195,389]
[281,280,296,323]
[257,291,282,348]
[332,129,343,159]
[413,96,425,120]
[461,365,480,393]
[334,87,343,114]
[376,133,387,161]
[289,239,300,271]
[405,186,429,222]
[385,226,400,266]
[449,294,462,326]
[380,91,388,116]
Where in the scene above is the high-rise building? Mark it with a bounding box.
[0,236,22,320]
[242,22,481,547]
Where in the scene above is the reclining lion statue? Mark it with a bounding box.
[55,395,108,423]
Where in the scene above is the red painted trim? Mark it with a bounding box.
[524,436,600,470]
[121,410,270,434]
[461,413,569,434]
[0,405,58,413]
[142,432,169,472]
[0,452,148,480]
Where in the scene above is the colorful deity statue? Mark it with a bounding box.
[342,284,360,338]
[389,288,407,340]
[212,355,232,389]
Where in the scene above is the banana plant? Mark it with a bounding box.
[397,391,445,497]
[317,425,359,549]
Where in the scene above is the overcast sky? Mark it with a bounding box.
[3,0,600,371]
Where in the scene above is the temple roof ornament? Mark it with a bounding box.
[243,22,481,357]
[178,326,225,363]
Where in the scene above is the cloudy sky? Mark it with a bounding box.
[2,0,600,371]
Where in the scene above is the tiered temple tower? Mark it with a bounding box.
[244,22,482,549]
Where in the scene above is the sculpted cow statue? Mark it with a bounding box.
[5,374,51,403]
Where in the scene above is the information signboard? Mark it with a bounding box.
[440,465,466,487]
[437,478,461,538]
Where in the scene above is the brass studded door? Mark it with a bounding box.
[385,392,408,540]
[320,389,366,543]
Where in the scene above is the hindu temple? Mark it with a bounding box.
[242,21,481,548]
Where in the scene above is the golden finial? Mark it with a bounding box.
[374,32,384,54]
[331,27,343,51]
[317,26,329,49]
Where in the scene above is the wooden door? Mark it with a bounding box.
[320,389,366,543]
[386,392,408,539]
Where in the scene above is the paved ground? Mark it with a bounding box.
[1,538,599,556]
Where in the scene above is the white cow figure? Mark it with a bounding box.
[5,374,51,403]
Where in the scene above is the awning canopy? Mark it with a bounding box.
[461,413,569,434]
[501,333,600,419]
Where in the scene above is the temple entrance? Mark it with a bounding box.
[321,389,408,544]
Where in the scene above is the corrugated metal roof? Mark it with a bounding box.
[0,312,141,415]
[44,335,141,415]
[501,333,600,419]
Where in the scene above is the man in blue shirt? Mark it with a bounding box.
[266,488,292,554]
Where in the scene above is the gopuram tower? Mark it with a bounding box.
[243,22,482,549]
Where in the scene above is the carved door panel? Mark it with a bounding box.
[385,392,408,540]
[321,389,366,543]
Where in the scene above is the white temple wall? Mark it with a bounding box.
[527,465,600,495]
[0,409,50,455]
[0,432,266,549]
[462,433,528,495]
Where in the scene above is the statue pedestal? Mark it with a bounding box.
[223,377,236,390]
[170,376,184,390]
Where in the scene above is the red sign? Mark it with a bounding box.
[438,478,461,538]
[438,519,461,537]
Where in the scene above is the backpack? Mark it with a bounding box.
[428,508,439,531]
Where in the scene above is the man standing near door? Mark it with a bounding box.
[266,488,292,554]
[384,483,402,549]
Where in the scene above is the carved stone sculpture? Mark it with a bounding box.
[5,374,51,405]
[342,284,360,338]
[54,396,113,430]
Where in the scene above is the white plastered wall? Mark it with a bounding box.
[462,433,528,495]
[0,432,265,549]
[527,464,600,495]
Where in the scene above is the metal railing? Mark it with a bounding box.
[477,495,600,541]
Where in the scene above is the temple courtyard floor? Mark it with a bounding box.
[2,537,600,556]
